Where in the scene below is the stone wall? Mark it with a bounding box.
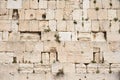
[0,0,120,80]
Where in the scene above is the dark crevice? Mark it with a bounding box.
[56,52,59,61]
[12,9,19,19]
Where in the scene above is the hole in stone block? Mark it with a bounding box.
[12,9,19,19]
[12,57,17,63]
[42,14,46,19]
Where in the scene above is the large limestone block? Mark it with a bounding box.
[88,9,97,20]
[63,63,75,73]
[25,10,36,20]
[22,0,30,9]
[91,32,106,42]
[25,41,37,52]
[0,52,14,63]
[112,0,120,9]
[2,31,8,41]
[38,21,49,31]
[95,0,103,8]
[66,21,74,31]
[0,8,9,19]
[72,9,82,20]
[102,0,110,8]
[77,32,91,41]
[9,32,20,41]
[36,10,46,20]
[55,9,63,20]
[39,1,47,9]
[30,0,38,9]
[104,51,120,63]
[0,20,11,31]
[99,20,110,31]
[20,33,40,41]
[48,1,56,9]
[83,0,90,9]
[92,21,99,31]
[46,9,55,20]
[57,1,65,9]
[107,32,120,41]
[19,20,29,31]
[11,20,18,32]
[110,21,119,32]
[57,21,66,31]
[98,9,108,20]
[108,10,117,20]
[49,20,56,31]
[23,51,41,63]
[18,9,25,20]
[59,32,72,41]
[7,0,22,9]
[34,41,44,52]
[0,42,7,51]
[41,32,56,41]
[0,0,7,8]
[29,20,39,31]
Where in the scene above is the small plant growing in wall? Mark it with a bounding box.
[113,18,118,22]
[91,60,96,63]
[93,0,96,4]
[73,20,77,24]
[44,28,51,32]
[56,69,64,77]
[54,34,61,43]
[12,57,17,63]
[96,69,100,74]
[109,3,112,6]
[95,7,99,11]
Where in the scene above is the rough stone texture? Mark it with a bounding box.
[0,0,120,80]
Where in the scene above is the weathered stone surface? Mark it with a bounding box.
[0,0,120,80]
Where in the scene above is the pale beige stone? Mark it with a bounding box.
[20,33,40,41]
[19,20,29,31]
[88,9,97,20]
[36,10,46,20]
[92,21,99,31]
[11,20,18,32]
[55,9,63,20]
[108,10,117,20]
[38,21,49,31]
[48,1,56,9]
[98,9,108,20]
[2,31,8,41]
[25,10,36,20]
[49,20,56,31]
[29,20,39,31]
[22,0,30,9]
[39,1,47,9]
[9,32,20,41]
[0,8,9,19]
[7,0,22,9]
[66,21,75,31]
[83,0,90,9]
[30,0,38,9]
[59,32,72,41]
[46,9,55,20]
[57,1,65,9]
[0,20,11,31]
[72,9,82,20]
[57,21,66,31]
[41,32,56,41]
